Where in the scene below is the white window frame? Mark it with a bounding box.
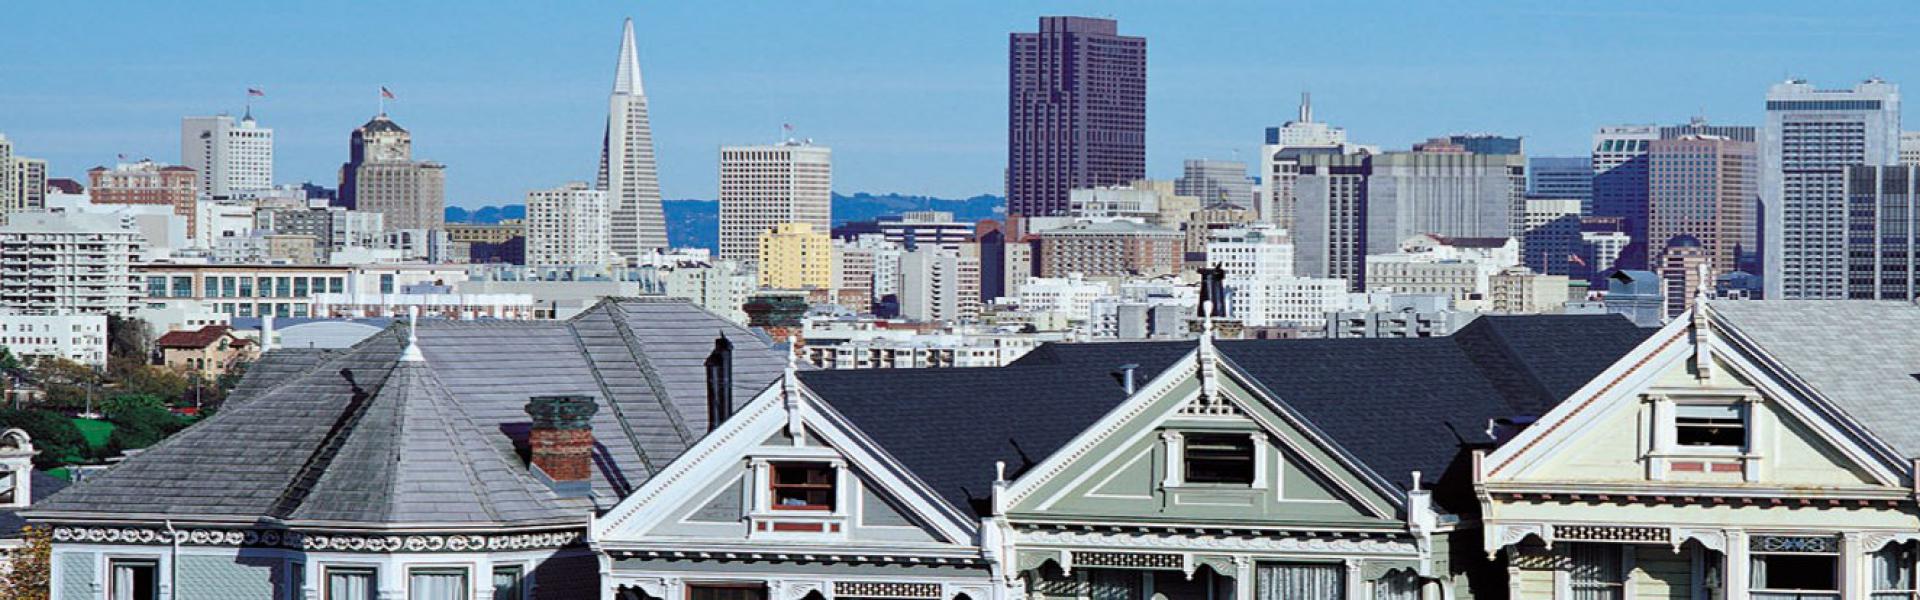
[321,563,379,600]
[405,565,471,600]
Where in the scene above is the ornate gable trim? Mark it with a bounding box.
[593,379,977,545]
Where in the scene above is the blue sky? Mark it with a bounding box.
[2,1,1914,207]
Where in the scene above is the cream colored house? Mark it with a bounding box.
[1477,299,1920,600]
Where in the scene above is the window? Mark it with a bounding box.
[327,567,375,600]
[1184,433,1255,484]
[689,584,767,600]
[1255,563,1343,600]
[110,559,159,600]
[491,566,524,600]
[1873,543,1917,600]
[1569,543,1625,600]
[409,568,468,600]
[1675,404,1745,448]
[1752,552,1838,599]
[769,462,835,511]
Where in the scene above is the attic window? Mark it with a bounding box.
[770,462,836,511]
[1674,404,1744,448]
[1184,433,1255,484]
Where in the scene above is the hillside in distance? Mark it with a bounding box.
[449,193,1004,254]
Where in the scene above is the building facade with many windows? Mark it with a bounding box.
[1763,78,1902,299]
[1007,16,1146,217]
[719,141,831,264]
[0,213,144,316]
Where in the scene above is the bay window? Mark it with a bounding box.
[1874,542,1919,600]
[409,567,468,600]
[1751,543,1839,600]
[327,567,375,600]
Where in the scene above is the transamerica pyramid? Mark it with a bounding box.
[597,18,668,257]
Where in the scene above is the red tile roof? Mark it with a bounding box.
[155,325,238,349]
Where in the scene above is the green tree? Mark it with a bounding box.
[0,347,21,372]
[105,358,188,404]
[0,410,88,468]
[106,315,152,361]
[103,397,189,456]
[25,358,99,409]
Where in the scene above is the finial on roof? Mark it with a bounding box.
[399,306,425,363]
[1695,263,1714,301]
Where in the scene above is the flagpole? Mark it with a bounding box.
[378,87,385,116]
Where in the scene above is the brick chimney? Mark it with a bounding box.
[524,395,599,495]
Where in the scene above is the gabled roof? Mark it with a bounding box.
[1711,301,1920,458]
[803,315,1651,517]
[32,298,787,528]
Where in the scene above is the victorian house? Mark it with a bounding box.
[591,313,1653,600]
[27,298,788,600]
[1479,300,1920,600]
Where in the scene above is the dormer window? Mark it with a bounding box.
[769,462,835,511]
[1184,433,1255,485]
[1674,404,1744,448]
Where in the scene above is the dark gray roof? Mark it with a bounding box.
[32,298,786,528]
[1711,301,1920,459]
[805,315,1651,518]
[0,472,70,537]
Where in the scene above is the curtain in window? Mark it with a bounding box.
[328,571,373,600]
[1569,543,1625,600]
[110,563,139,600]
[1874,543,1918,600]
[1089,570,1142,600]
[1373,570,1422,600]
[1256,563,1343,600]
[492,568,523,600]
[410,571,468,600]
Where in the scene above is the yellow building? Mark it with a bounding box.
[756,222,831,290]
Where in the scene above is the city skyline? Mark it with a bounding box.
[3,2,1917,207]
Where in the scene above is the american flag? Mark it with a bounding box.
[380,86,396,100]
[247,88,265,97]
[1568,253,1588,267]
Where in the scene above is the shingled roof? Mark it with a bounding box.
[1710,301,1920,459]
[31,298,787,528]
[804,314,1652,518]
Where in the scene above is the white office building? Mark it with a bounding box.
[599,19,668,258]
[718,140,831,264]
[0,213,144,316]
[1015,274,1110,320]
[1207,224,1293,279]
[1763,78,1902,299]
[0,313,108,367]
[181,113,274,199]
[898,246,980,323]
[525,182,613,268]
[1903,131,1920,167]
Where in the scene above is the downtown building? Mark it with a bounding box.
[1646,134,1759,315]
[87,160,200,238]
[337,114,445,231]
[1259,94,1373,230]
[718,140,831,264]
[1846,164,1920,299]
[1007,16,1146,217]
[0,133,48,215]
[1293,151,1526,290]
[1762,78,1901,299]
[524,182,614,268]
[598,18,669,258]
[1174,159,1253,207]
[182,112,273,199]
[1591,119,1760,273]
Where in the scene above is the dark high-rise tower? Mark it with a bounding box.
[1007,16,1146,217]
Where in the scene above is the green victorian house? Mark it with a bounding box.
[1479,300,1920,600]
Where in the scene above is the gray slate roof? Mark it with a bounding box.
[32,298,787,528]
[1711,301,1920,459]
[806,315,1653,518]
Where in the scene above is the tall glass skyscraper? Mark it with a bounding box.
[1007,17,1146,217]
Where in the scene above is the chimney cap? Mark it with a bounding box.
[525,395,599,430]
